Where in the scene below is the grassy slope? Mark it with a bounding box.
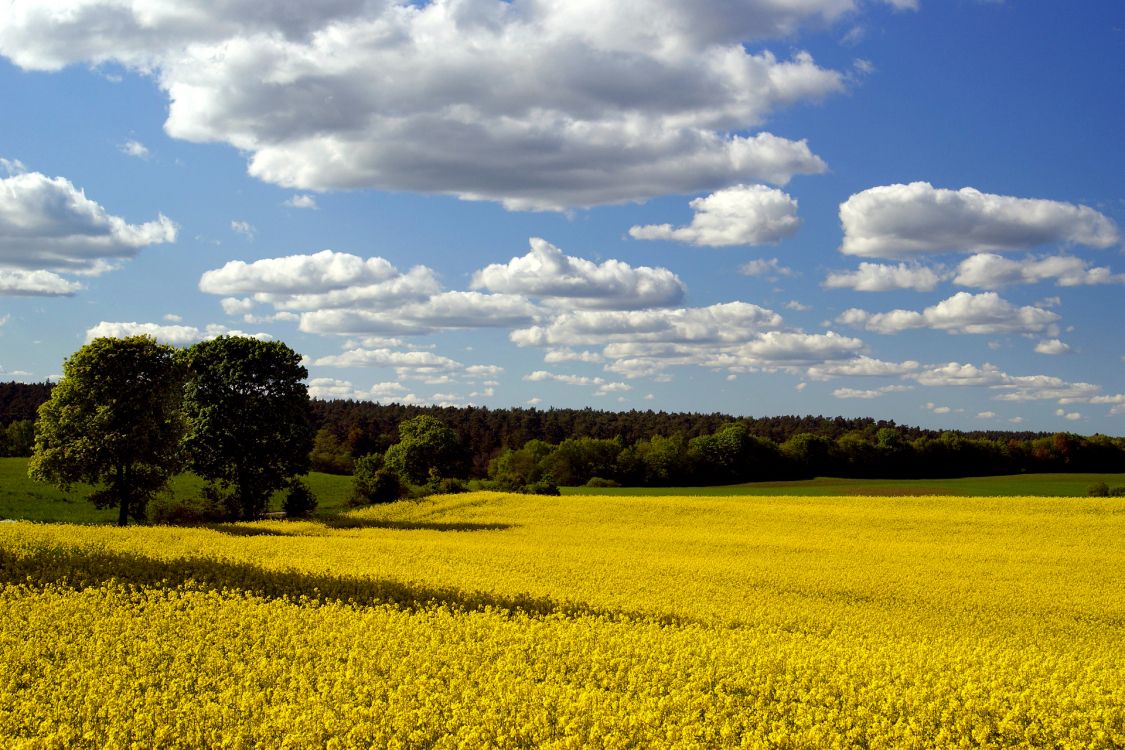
[562,473,1125,497]
[0,458,354,523]
[4,456,1123,523]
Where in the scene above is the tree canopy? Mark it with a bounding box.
[29,336,185,526]
[181,336,313,520]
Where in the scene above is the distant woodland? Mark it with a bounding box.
[4,381,1124,486]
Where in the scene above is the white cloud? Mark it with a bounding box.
[629,185,800,246]
[839,182,1120,258]
[833,385,911,399]
[1034,339,1071,355]
[953,253,1125,288]
[0,1,850,210]
[1055,409,1082,422]
[300,292,539,336]
[823,262,944,292]
[511,302,782,348]
[0,166,176,274]
[544,349,604,364]
[312,347,501,384]
[307,377,415,402]
[85,321,270,345]
[162,313,182,322]
[525,370,631,396]
[784,300,811,312]
[200,250,441,311]
[976,411,998,419]
[910,361,1102,403]
[471,237,684,309]
[807,356,920,380]
[738,257,794,278]
[283,194,318,210]
[0,268,83,296]
[924,402,951,414]
[230,220,256,240]
[220,297,256,316]
[119,139,150,159]
[837,292,1059,335]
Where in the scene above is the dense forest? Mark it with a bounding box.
[4,381,1124,485]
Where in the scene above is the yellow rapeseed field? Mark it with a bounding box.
[1,492,1123,748]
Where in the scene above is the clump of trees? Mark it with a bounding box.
[29,335,313,526]
[349,415,469,504]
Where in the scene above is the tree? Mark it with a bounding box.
[383,415,463,485]
[29,336,185,526]
[182,336,313,520]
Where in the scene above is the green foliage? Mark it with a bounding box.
[309,427,354,474]
[181,336,313,520]
[147,490,227,525]
[282,478,318,518]
[585,477,620,488]
[1088,482,1110,497]
[383,415,463,485]
[352,454,404,504]
[28,336,185,526]
[1,420,35,457]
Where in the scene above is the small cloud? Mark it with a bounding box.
[1034,339,1071,355]
[630,185,800,247]
[976,411,999,419]
[163,313,183,322]
[0,158,27,176]
[526,397,543,405]
[738,258,795,278]
[284,194,318,210]
[852,58,875,75]
[644,393,655,400]
[784,300,811,312]
[1009,416,1025,424]
[120,140,150,159]
[231,220,256,240]
[795,382,807,391]
[1054,409,1082,421]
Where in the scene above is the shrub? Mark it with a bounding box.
[1109,486,1125,497]
[585,477,621,488]
[283,478,318,518]
[1088,482,1110,497]
[524,480,560,496]
[147,491,226,525]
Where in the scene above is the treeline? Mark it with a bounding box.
[305,399,1121,483]
[483,426,1125,491]
[6,381,1125,483]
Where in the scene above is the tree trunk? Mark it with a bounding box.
[116,463,129,527]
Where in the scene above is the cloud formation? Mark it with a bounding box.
[471,238,684,309]
[839,182,1119,258]
[837,292,1059,335]
[0,165,176,275]
[628,185,800,246]
[0,1,850,210]
[85,321,269,345]
[0,269,83,296]
[823,262,944,292]
[200,250,440,311]
[953,253,1125,288]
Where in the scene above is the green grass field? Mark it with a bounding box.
[562,472,1125,497]
[3,456,1123,523]
[0,457,356,523]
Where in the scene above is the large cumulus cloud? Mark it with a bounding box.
[0,0,862,210]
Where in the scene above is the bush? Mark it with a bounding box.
[1088,482,1110,497]
[147,491,226,525]
[585,477,621,488]
[351,455,404,505]
[283,478,318,518]
[1109,486,1125,497]
[524,480,560,496]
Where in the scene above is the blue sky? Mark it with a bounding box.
[1,1,1122,432]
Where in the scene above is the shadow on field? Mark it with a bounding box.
[320,516,516,532]
[0,543,668,623]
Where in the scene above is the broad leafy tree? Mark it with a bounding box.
[383,415,463,485]
[29,336,185,526]
[182,336,313,520]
